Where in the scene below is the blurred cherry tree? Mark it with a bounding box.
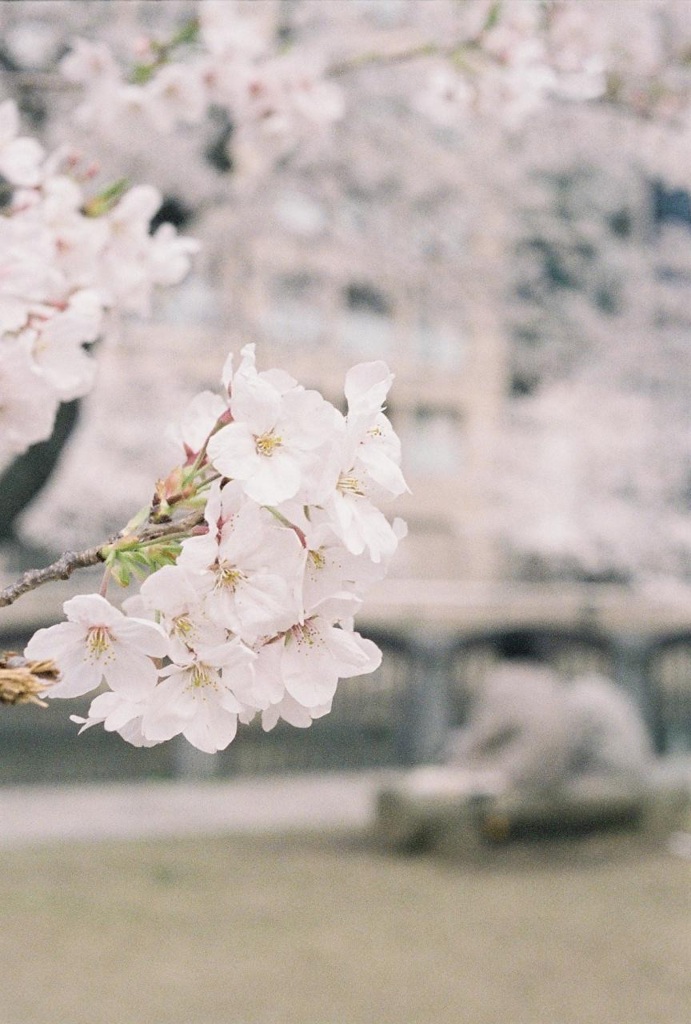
[1,0,690,593]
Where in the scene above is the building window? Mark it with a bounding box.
[401,405,462,476]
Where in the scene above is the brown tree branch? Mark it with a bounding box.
[0,546,106,608]
[328,42,443,78]
[0,507,207,610]
[133,508,206,545]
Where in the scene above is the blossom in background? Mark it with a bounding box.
[0,99,200,467]
[415,65,473,127]
[59,0,344,174]
[416,0,689,132]
[0,99,44,186]
[27,288,103,401]
[0,341,59,461]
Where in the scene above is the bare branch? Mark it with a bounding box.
[0,508,207,610]
[134,508,206,545]
[328,42,441,78]
[0,547,106,608]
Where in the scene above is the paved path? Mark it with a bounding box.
[0,771,392,848]
[2,760,688,850]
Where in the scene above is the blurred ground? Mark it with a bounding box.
[0,819,688,1024]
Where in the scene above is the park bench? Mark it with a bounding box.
[375,764,690,856]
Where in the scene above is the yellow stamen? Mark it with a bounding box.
[215,563,247,591]
[86,625,113,659]
[191,665,211,687]
[255,431,282,457]
[291,620,323,650]
[173,615,194,638]
[337,473,364,496]
[187,663,219,694]
[309,549,326,570]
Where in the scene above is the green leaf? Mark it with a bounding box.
[483,1,502,32]
[82,179,130,218]
[130,62,156,85]
[103,540,180,589]
[170,17,200,49]
[121,505,151,536]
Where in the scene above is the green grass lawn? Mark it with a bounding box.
[0,830,688,1024]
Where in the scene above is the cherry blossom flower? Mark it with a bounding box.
[416,66,473,126]
[146,223,202,290]
[28,288,103,401]
[139,563,227,663]
[268,617,382,710]
[343,361,409,498]
[322,486,404,564]
[0,99,44,187]
[140,638,256,752]
[278,503,392,614]
[70,690,159,747]
[176,497,305,642]
[0,215,66,333]
[170,389,228,456]
[24,593,169,699]
[198,0,268,62]
[60,37,120,87]
[261,692,332,732]
[315,361,409,561]
[206,343,338,504]
[148,63,208,130]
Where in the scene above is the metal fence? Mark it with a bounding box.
[1,624,690,783]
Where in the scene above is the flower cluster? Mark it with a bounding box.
[417,1,691,131]
[0,99,199,466]
[417,3,599,130]
[61,0,344,175]
[24,345,407,753]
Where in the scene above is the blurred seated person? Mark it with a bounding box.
[443,662,653,798]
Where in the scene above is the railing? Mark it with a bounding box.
[1,623,689,783]
[226,624,691,774]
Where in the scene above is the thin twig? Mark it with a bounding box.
[0,546,106,608]
[132,508,206,545]
[0,508,207,610]
[328,42,452,78]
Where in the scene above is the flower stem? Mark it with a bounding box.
[265,507,307,548]
[99,565,110,598]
